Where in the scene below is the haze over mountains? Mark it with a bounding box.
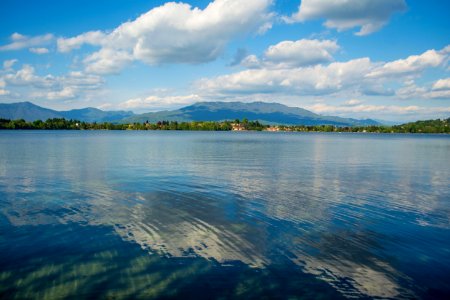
[0,101,380,126]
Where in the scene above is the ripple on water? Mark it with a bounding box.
[1,131,449,299]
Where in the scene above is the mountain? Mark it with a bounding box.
[60,107,134,123]
[0,101,381,126]
[122,101,380,126]
[0,102,134,122]
[0,101,61,121]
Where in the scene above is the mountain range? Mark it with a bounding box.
[0,102,134,123]
[0,101,380,126]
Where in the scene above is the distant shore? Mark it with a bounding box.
[1,118,449,134]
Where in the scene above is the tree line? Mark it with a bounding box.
[0,117,448,133]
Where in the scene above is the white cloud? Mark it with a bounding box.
[0,33,54,51]
[1,65,104,101]
[367,49,447,78]
[240,55,261,69]
[239,39,339,69]
[11,33,24,40]
[432,78,450,91]
[287,0,407,35]
[197,57,373,96]
[119,94,202,111]
[395,81,427,99]
[428,90,450,99]
[41,87,76,100]
[29,47,50,54]
[196,45,450,101]
[428,78,450,99]
[3,59,18,70]
[396,79,450,100]
[63,71,105,89]
[263,39,339,67]
[343,99,363,106]
[57,31,106,53]
[3,65,103,89]
[57,0,273,74]
[3,65,58,88]
[305,103,450,119]
[83,48,134,75]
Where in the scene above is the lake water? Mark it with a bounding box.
[0,131,449,299]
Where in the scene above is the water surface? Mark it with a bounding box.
[0,131,449,299]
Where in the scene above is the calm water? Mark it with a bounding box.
[0,131,449,299]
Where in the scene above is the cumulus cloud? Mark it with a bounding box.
[287,0,407,35]
[197,57,373,96]
[29,47,50,54]
[57,0,273,74]
[1,65,104,101]
[63,71,105,89]
[428,78,450,99]
[367,49,447,78]
[196,45,450,100]
[240,55,261,69]
[57,31,106,53]
[0,33,54,51]
[263,39,339,67]
[239,39,339,69]
[395,79,450,100]
[84,48,134,75]
[2,65,51,87]
[432,78,450,91]
[305,102,450,119]
[3,66,103,89]
[38,87,76,100]
[119,94,202,111]
[395,81,428,99]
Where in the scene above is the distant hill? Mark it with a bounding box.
[0,102,134,122]
[122,101,380,126]
[0,101,61,121]
[0,101,381,126]
[60,107,134,123]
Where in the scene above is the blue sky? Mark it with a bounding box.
[0,0,449,121]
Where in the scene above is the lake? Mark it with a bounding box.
[0,131,449,299]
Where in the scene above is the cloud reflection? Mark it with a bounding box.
[1,132,449,298]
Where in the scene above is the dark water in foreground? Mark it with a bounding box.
[0,131,449,299]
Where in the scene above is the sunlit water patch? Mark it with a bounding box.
[0,131,449,299]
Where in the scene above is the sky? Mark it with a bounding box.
[0,0,449,122]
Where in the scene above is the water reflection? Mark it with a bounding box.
[0,131,449,299]
[0,223,345,299]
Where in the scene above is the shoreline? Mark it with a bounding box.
[1,118,449,134]
[1,128,449,135]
